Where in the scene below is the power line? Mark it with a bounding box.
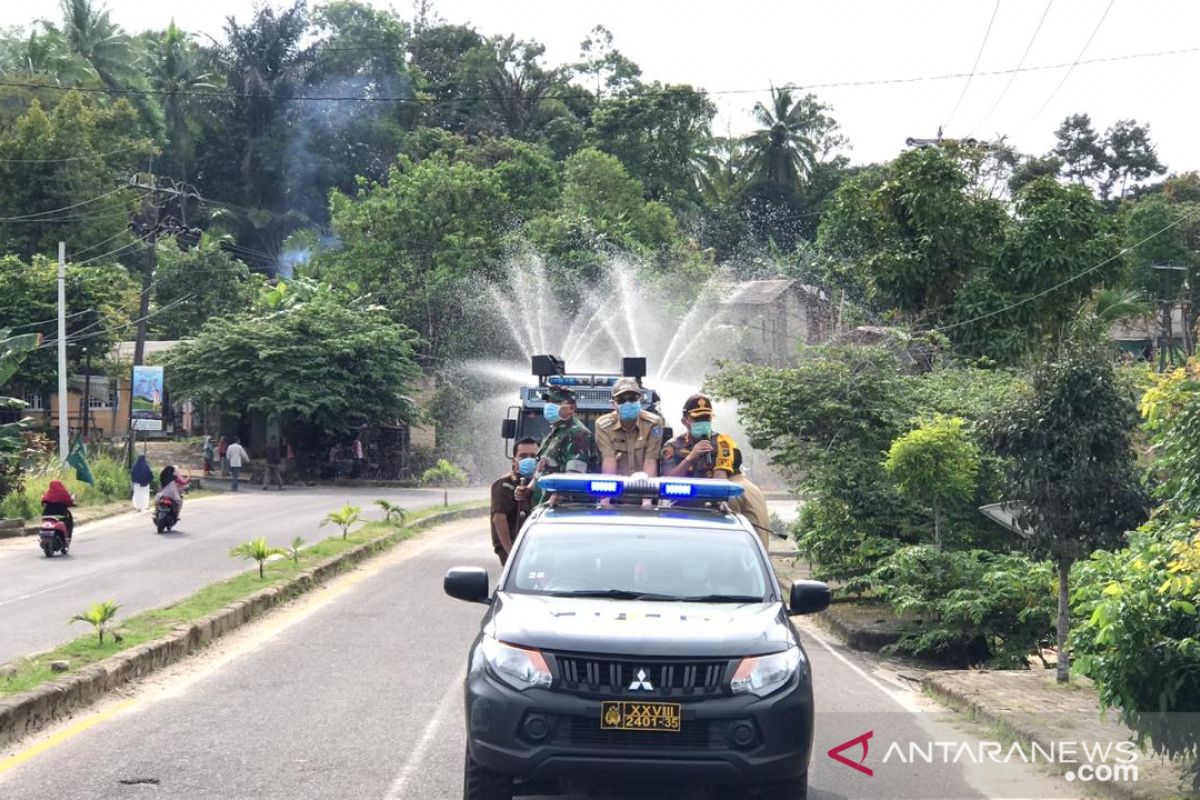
[0,186,132,222]
[969,0,1054,136]
[0,144,141,164]
[6,308,94,332]
[928,202,1200,335]
[0,42,1194,105]
[76,228,154,266]
[38,293,196,350]
[1018,0,1117,132]
[944,0,1003,131]
[68,227,133,259]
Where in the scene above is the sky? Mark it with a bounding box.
[4,0,1199,171]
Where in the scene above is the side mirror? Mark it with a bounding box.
[501,419,516,440]
[445,567,491,604]
[789,580,831,616]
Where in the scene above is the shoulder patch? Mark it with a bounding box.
[597,414,618,430]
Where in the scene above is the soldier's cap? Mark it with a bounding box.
[683,393,715,420]
[541,385,576,403]
[611,377,642,399]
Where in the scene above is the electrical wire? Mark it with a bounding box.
[1018,0,1117,132]
[0,144,141,164]
[75,228,154,267]
[0,186,132,222]
[5,308,95,331]
[927,202,1200,335]
[38,293,196,350]
[67,227,133,259]
[969,0,1054,136]
[944,0,1003,131]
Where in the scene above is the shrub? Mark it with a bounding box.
[420,458,468,487]
[870,545,1056,668]
[795,494,900,585]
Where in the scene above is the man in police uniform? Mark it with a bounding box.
[595,377,663,476]
[517,385,597,504]
[727,448,771,550]
[661,393,736,479]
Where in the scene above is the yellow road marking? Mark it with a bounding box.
[0,698,136,775]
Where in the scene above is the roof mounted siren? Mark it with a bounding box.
[531,354,565,380]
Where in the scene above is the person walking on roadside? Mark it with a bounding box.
[202,436,214,476]
[595,377,663,477]
[218,436,229,476]
[262,438,284,491]
[491,438,538,565]
[225,438,249,492]
[131,454,153,511]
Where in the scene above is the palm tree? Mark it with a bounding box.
[143,21,215,176]
[742,86,843,191]
[321,504,363,540]
[230,537,286,579]
[0,27,90,84]
[70,600,121,646]
[374,499,407,525]
[58,0,135,91]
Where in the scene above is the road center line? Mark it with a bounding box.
[382,672,464,800]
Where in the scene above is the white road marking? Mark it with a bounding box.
[798,617,924,713]
[382,671,464,800]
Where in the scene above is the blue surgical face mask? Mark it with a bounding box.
[543,403,561,424]
[617,401,641,421]
[517,457,538,477]
[690,420,713,438]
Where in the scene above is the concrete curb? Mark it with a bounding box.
[0,504,487,751]
[816,603,904,652]
[922,673,1157,800]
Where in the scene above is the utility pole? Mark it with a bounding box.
[56,241,68,461]
[81,345,91,441]
[1151,264,1189,372]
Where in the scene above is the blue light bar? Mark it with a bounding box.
[536,474,744,501]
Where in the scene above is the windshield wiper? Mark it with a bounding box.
[546,589,679,601]
[675,594,767,603]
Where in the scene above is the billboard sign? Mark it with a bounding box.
[131,365,164,432]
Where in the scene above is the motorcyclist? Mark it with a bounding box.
[41,479,75,542]
[156,465,187,521]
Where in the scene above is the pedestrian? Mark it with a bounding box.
[595,377,664,477]
[131,453,153,511]
[727,449,771,551]
[225,437,249,492]
[491,438,538,565]
[218,435,229,476]
[352,435,364,478]
[202,435,214,476]
[661,393,737,479]
[262,438,284,491]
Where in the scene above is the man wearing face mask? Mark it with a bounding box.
[661,393,736,479]
[490,437,539,565]
[533,385,596,476]
[595,377,663,476]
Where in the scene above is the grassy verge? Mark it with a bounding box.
[0,500,484,697]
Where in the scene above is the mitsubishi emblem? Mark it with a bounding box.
[628,669,654,691]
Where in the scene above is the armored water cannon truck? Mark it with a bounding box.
[500,355,666,456]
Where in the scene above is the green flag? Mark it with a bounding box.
[66,436,94,486]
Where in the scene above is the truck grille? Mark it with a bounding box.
[551,654,730,697]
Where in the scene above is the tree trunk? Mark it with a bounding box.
[933,502,942,549]
[1056,556,1072,683]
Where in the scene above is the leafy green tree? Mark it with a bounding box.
[992,337,1146,682]
[162,299,420,442]
[884,416,981,548]
[230,537,286,578]
[1099,119,1165,201]
[575,24,641,100]
[321,504,362,540]
[1053,113,1106,187]
[150,236,257,339]
[0,329,40,498]
[421,458,468,487]
[70,599,120,646]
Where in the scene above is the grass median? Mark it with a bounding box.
[0,500,485,698]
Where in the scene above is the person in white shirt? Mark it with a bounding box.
[225,438,250,492]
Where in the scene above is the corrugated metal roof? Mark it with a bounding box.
[720,280,829,306]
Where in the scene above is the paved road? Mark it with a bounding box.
[0,515,1086,800]
[0,486,485,664]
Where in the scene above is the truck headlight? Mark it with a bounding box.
[731,647,802,697]
[480,636,553,690]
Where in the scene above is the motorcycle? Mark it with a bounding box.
[39,515,70,557]
[153,496,179,533]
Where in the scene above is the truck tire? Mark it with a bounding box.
[462,745,512,800]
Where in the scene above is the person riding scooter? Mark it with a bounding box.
[156,465,187,523]
[41,479,75,543]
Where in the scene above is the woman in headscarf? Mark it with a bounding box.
[41,480,75,540]
[131,454,153,511]
[157,465,188,518]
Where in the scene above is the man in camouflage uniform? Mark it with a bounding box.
[595,377,663,476]
[517,385,596,504]
[661,393,736,479]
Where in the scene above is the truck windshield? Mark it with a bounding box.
[504,525,770,601]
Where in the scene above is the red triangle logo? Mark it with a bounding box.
[827,730,874,776]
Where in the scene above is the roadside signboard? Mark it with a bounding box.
[131,365,164,432]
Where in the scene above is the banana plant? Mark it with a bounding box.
[0,330,40,457]
[70,600,121,646]
[230,537,286,579]
[321,503,362,540]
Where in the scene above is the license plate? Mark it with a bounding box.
[600,701,681,732]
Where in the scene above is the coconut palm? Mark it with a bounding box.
[0,27,90,84]
[230,537,286,579]
[70,600,121,646]
[742,86,844,191]
[58,0,135,91]
[321,504,362,540]
[142,21,216,176]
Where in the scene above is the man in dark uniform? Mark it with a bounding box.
[661,393,737,479]
[595,377,663,476]
[518,385,597,504]
[490,437,539,565]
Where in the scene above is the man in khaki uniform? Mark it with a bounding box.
[727,449,771,551]
[595,377,663,476]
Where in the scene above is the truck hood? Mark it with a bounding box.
[487,592,794,657]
